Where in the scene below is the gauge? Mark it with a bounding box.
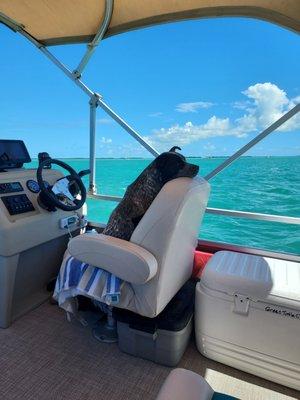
[26,179,40,193]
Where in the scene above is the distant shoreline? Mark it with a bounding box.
[30,155,299,160]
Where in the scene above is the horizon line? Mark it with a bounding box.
[29,155,300,160]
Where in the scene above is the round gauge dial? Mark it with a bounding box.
[26,179,40,193]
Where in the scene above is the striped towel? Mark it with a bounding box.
[53,256,123,319]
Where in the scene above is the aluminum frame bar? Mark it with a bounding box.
[20,28,159,158]
[2,11,299,220]
[13,34,158,188]
[19,30,95,99]
[205,103,300,180]
[89,193,122,202]
[89,95,99,193]
[73,0,114,78]
[198,240,300,262]
[205,207,300,225]
[0,11,24,31]
[19,29,159,187]
[98,99,160,157]
[88,95,159,191]
[88,192,300,226]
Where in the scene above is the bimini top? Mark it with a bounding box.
[0,0,299,46]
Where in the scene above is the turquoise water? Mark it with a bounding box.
[29,157,300,255]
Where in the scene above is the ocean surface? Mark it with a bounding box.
[29,157,300,255]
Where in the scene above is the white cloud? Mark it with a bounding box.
[145,116,247,149]
[145,83,300,150]
[100,136,112,144]
[240,83,300,132]
[176,101,214,113]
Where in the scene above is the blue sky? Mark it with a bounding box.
[0,17,299,158]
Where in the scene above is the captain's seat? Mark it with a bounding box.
[68,177,210,318]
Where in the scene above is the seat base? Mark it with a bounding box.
[114,280,195,366]
[92,322,118,343]
[92,309,118,343]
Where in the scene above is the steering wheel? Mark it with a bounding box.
[37,159,87,212]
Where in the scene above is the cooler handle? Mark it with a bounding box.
[233,293,250,315]
[129,327,158,341]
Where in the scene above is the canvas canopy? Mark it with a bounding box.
[0,0,299,46]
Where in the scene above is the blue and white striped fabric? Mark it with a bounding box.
[53,256,123,317]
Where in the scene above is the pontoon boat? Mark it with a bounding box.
[0,2,299,399]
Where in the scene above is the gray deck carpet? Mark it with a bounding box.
[0,303,298,400]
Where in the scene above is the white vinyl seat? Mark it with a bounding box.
[155,369,237,400]
[156,369,214,400]
[68,177,210,318]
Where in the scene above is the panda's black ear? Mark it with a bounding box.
[169,146,182,153]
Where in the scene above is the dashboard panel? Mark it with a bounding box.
[0,168,84,257]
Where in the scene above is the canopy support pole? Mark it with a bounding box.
[89,94,100,193]
[0,11,24,31]
[6,11,298,191]
[6,23,159,193]
[20,30,95,98]
[97,99,160,157]
[205,103,300,181]
[73,0,114,79]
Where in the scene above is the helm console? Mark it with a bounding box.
[0,140,86,328]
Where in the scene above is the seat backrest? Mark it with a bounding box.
[130,177,210,317]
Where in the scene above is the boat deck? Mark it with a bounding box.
[0,302,298,400]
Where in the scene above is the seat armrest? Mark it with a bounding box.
[68,233,158,284]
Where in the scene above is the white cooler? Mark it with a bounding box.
[195,251,300,390]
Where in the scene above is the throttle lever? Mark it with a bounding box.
[78,169,91,178]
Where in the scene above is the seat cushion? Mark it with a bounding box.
[156,368,214,400]
[156,369,238,400]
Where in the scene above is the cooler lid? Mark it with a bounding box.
[201,251,300,308]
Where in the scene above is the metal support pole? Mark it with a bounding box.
[17,28,159,159]
[1,13,159,161]
[2,11,300,180]
[19,30,95,99]
[0,11,24,31]
[89,95,99,193]
[11,24,160,188]
[205,207,300,225]
[205,103,300,181]
[73,0,114,78]
[87,193,300,226]
[98,99,160,157]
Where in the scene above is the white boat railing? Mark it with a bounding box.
[205,208,300,225]
[88,192,300,226]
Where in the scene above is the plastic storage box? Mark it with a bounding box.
[114,280,195,366]
[195,251,300,390]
